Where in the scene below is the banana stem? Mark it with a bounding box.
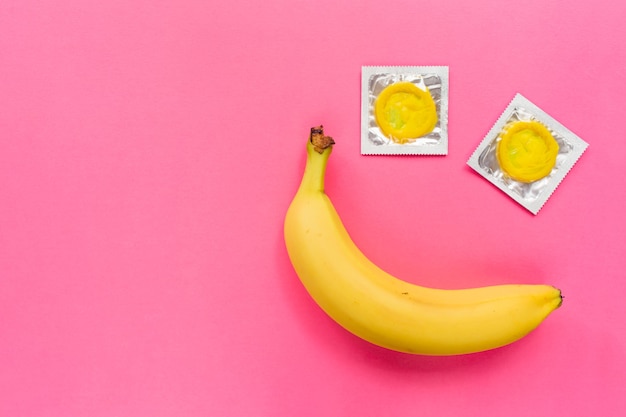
[299,126,334,193]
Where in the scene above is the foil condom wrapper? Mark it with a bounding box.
[467,93,589,215]
[361,66,449,155]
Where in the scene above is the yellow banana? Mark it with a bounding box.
[284,126,563,356]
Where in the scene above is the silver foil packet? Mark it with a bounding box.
[467,93,589,214]
[361,66,449,155]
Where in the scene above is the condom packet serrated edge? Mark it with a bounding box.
[361,66,449,155]
[467,93,589,215]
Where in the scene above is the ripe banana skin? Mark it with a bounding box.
[284,126,563,356]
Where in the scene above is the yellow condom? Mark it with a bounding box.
[374,82,438,143]
[496,121,559,183]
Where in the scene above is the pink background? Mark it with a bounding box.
[1,0,625,416]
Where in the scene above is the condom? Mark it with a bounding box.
[496,120,559,183]
[362,66,449,155]
[467,94,589,215]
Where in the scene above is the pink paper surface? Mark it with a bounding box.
[1,1,625,415]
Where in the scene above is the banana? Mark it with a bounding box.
[284,126,563,356]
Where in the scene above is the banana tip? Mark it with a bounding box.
[310,125,335,154]
[556,287,564,308]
